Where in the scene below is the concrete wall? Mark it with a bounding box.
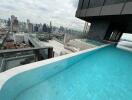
[87,20,110,41]
[76,0,132,17]
[122,2,132,14]
[100,3,124,15]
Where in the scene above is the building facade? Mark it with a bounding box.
[76,0,132,42]
[10,15,19,33]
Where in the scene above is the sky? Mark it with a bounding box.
[0,0,85,31]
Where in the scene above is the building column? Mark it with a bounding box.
[87,19,110,42]
[48,47,53,58]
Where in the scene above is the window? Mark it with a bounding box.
[89,0,105,8]
[105,0,126,5]
[82,0,90,9]
[78,0,84,10]
[127,0,132,2]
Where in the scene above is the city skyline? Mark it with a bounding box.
[0,0,85,31]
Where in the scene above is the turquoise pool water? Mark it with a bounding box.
[0,45,132,100]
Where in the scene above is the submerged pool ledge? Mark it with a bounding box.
[0,45,108,90]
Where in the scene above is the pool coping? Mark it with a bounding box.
[0,44,108,90]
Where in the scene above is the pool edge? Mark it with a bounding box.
[0,44,109,90]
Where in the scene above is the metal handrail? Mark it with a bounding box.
[0,47,53,54]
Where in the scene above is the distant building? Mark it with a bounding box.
[33,24,39,32]
[42,24,48,32]
[28,23,33,33]
[27,19,33,33]
[7,18,11,28]
[10,15,19,33]
[19,22,25,32]
[38,24,43,32]
[49,21,52,33]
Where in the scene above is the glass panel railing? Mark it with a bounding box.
[0,47,53,72]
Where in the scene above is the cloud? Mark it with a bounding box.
[0,5,17,10]
[72,0,79,8]
[0,0,84,30]
[38,6,49,12]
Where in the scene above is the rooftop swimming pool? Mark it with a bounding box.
[0,45,132,100]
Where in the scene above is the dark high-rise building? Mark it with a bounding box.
[34,24,39,32]
[76,0,132,42]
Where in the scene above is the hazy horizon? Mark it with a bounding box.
[0,0,85,31]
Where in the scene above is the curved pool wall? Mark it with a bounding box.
[0,45,107,100]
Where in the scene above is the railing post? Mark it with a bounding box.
[48,47,53,58]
